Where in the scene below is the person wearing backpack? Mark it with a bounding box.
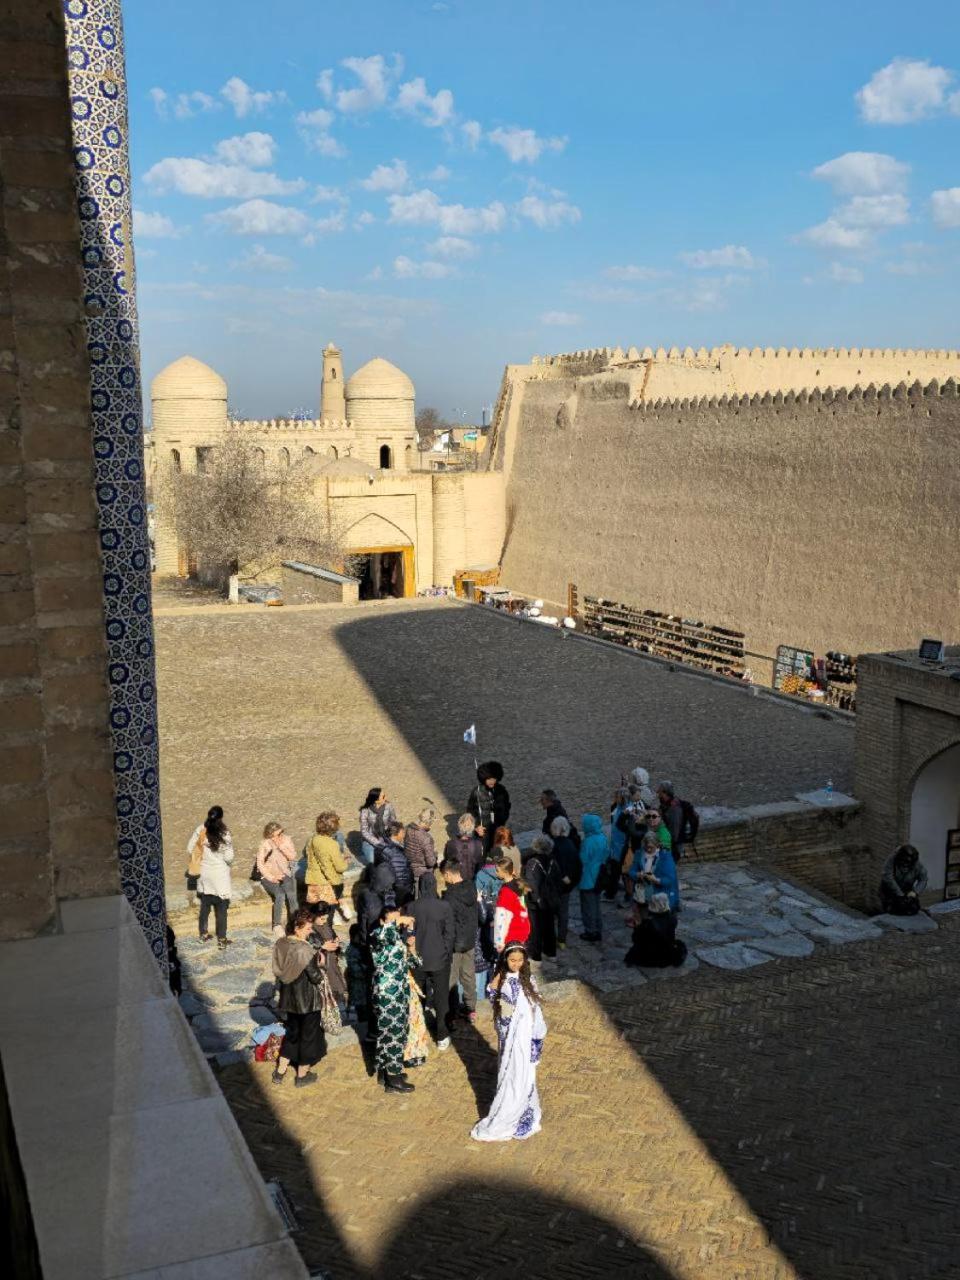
[549,816,582,949]
[656,782,686,860]
[521,834,562,962]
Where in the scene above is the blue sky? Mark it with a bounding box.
[126,0,960,421]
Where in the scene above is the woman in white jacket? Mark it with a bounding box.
[187,805,235,950]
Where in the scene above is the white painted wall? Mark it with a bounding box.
[908,742,960,893]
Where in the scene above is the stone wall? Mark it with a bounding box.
[499,375,960,676]
[695,801,873,911]
[854,651,960,892]
[281,562,359,605]
[0,0,119,938]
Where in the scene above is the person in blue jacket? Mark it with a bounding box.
[634,831,680,913]
[577,813,609,943]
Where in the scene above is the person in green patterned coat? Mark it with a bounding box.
[370,904,417,1093]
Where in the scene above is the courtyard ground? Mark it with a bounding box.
[207,901,960,1280]
[154,595,853,892]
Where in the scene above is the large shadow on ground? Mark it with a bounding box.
[324,605,960,1280]
[331,604,854,835]
[221,1056,679,1279]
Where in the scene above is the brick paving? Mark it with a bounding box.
[217,913,960,1280]
[154,595,853,894]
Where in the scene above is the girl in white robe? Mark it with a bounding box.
[471,943,547,1142]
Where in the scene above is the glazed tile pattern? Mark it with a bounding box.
[63,0,167,966]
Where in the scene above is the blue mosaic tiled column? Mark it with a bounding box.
[63,0,167,965]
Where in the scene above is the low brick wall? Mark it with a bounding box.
[694,800,874,911]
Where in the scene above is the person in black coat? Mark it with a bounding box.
[407,873,454,1048]
[547,816,581,947]
[441,858,480,1023]
[377,820,414,905]
[540,789,580,844]
[356,861,397,1043]
[467,761,511,853]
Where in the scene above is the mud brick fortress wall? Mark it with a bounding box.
[495,355,960,680]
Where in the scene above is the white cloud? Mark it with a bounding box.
[541,310,581,325]
[314,209,347,236]
[396,76,455,127]
[133,209,180,239]
[428,164,452,181]
[827,262,864,284]
[680,244,761,269]
[360,159,409,192]
[427,236,477,259]
[317,69,334,101]
[931,187,960,228]
[366,265,384,281]
[387,188,507,234]
[834,194,909,228]
[214,131,276,167]
[488,126,567,163]
[220,76,286,118]
[311,184,347,205]
[354,210,376,228]
[603,264,667,281]
[462,120,482,149]
[856,57,955,124]
[811,151,910,195]
[336,54,398,114]
[795,218,873,250]
[207,199,313,237]
[230,243,293,272]
[515,194,581,228]
[150,87,220,120]
[573,283,640,303]
[658,279,736,312]
[393,255,454,279]
[144,157,305,199]
[295,108,344,157]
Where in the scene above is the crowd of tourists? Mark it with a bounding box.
[181,763,930,1140]
[181,762,698,1139]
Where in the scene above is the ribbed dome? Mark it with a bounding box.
[345,357,414,401]
[151,356,227,401]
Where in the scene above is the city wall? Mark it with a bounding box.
[498,372,960,676]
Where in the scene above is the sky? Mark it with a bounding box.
[126,0,960,422]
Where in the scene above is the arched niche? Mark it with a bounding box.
[379,443,392,470]
[908,741,960,894]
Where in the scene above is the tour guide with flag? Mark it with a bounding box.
[465,743,511,854]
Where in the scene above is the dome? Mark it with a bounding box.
[151,356,227,401]
[344,357,414,402]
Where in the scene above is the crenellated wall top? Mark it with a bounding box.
[628,376,959,414]
[230,417,354,432]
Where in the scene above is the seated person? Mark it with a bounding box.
[879,844,928,916]
[625,892,686,968]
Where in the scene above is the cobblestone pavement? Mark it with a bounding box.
[215,910,960,1280]
[154,597,853,894]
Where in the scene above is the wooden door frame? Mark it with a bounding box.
[350,544,415,598]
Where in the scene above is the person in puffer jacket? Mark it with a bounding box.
[377,820,414,906]
[404,808,438,890]
[577,813,608,943]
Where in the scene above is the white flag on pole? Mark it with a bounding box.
[463,724,477,746]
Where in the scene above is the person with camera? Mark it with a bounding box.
[271,907,340,1089]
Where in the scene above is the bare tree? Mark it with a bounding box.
[415,405,445,451]
[155,427,347,601]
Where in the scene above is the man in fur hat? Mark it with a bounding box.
[467,761,511,853]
